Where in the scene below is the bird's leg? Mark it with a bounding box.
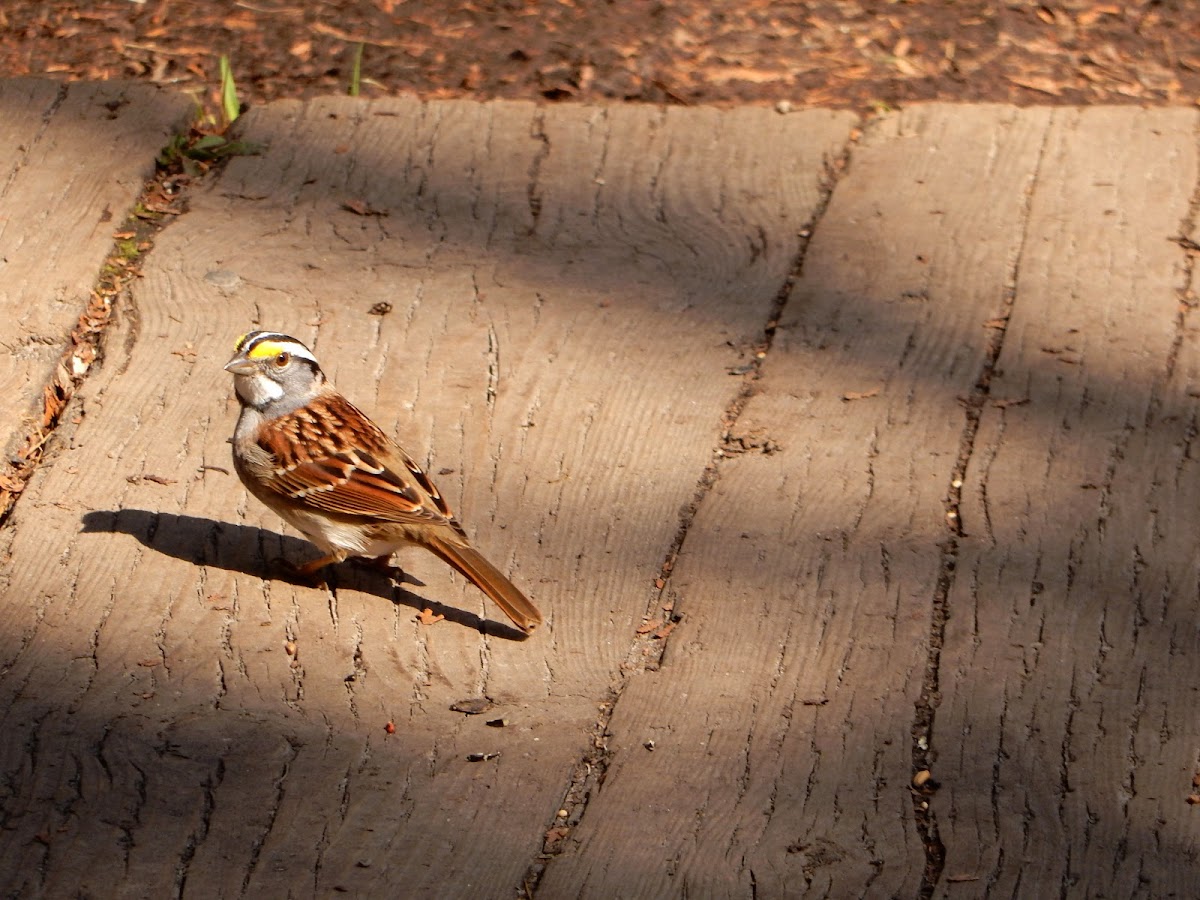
[294,554,342,576]
[359,554,424,587]
[272,553,342,588]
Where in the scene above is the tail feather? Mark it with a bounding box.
[424,535,543,634]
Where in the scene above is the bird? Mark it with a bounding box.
[223,330,542,634]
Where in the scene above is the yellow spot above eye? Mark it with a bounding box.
[246,340,290,360]
[234,332,251,351]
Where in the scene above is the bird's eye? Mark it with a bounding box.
[274,351,291,367]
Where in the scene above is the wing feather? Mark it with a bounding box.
[255,392,458,528]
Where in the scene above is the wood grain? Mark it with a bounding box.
[0,96,854,896]
[536,104,1056,899]
[6,90,1194,897]
[936,107,1200,897]
[0,80,190,457]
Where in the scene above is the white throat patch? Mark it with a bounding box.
[235,371,286,407]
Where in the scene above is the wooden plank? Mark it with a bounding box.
[935,107,1200,896]
[0,95,855,896]
[536,105,1055,898]
[0,79,191,457]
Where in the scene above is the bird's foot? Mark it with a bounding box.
[272,554,339,588]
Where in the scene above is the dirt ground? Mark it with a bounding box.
[3,1,1200,112]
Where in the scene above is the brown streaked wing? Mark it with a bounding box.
[255,391,457,526]
[274,457,449,524]
[389,444,455,521]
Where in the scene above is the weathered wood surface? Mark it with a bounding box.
[0,80,190,459]
[537,104,1055,899]
[2,87,1199,899]
[936,107,1200,898]
[0,92,854,896]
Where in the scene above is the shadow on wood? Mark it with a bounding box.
[79,508,531,641]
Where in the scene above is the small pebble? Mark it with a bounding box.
[203,269,242,291]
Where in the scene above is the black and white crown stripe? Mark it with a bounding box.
[236,331,320,366]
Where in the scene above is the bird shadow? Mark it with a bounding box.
[79,509,531,641]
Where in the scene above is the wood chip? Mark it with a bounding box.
[451,697,494,715]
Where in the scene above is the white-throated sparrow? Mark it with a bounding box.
[224,330,542,634]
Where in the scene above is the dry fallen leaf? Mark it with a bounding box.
[417,607,444,626]
[342,198,387,216]
[1007,75,1063,96]
[653,621,677,640]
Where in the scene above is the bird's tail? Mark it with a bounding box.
[424,535,543,634]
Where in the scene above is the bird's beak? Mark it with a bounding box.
[224,356,257,376]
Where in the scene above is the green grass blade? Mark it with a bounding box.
[349,43,364,97]
[219,55,240,125]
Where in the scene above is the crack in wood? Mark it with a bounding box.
[176,756,222,899]
[909,111,1055,900]
[239,739,299,896]
[526,110,549,227]
[0,82,68,201]
[344,620,367,720]
[0,128,214,530]
[516,125,857,899]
